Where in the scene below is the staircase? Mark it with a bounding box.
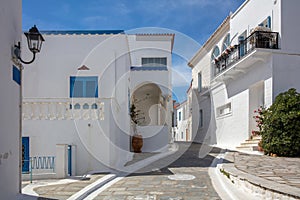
[236,135,262,152]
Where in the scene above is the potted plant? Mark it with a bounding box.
[130,104,143,153]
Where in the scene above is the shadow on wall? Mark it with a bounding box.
[191,88,217,145]
[225,60,272,98]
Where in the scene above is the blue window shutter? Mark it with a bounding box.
[74,80,84,97]
[85,79,97,97]
[95,84,98,97]
[267,16,271,29]
[70,77,75,97]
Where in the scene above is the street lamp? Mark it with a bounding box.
[14,25,45,64]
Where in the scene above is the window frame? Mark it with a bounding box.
[216,102,232,118]
[222,33,230,52]
[70,76,98,98]
[199,109,203,128]
[211,46,220,77]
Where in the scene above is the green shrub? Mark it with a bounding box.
[260,88,300,157]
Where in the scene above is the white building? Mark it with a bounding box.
[0,0,22,198]
[188,0,300,149]
[173,83,192,142]
[173,101,190,141]
[22,31,174,176]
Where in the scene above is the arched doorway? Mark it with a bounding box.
[131,83,166,126]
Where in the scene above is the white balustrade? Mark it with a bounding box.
[22,99,105,120]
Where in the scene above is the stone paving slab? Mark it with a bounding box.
[31,174,106,200]
[94,143,223,200]
[220,152,300,199]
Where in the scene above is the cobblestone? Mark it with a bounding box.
[95,143,222,200]
[222,152,300,199]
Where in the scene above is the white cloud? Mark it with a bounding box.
[171,62,192,87]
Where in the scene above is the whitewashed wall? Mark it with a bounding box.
[190,0,300,148]
[272,53,300,99]
[174,102,191,141]
[22,34,132,174]
[0,0,22,198]
[22,33,174,174]
[127,35,173,68]
[129,35,173,150]
[230,0,280,45]
[280,0,300,52]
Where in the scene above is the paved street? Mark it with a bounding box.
[94,142,222,200]
[28,143,223,200]
[23,142,300,199]
[27,175,106,200]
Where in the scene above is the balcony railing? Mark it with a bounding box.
[23,98,105,120]
[213,31,279,77]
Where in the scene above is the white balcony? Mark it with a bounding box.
[212,31,279,82]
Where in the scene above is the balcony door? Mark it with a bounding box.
[22,137,30,173]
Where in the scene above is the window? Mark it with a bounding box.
[211,46,220,61]
[142,57,167,66]
[178,111,181,121]
[238,31,247,57]
[259,16,271,29]
[199,109,203,128]
[222,34,230,51]
[70,76,98,98]
[211,46,220,76]
[198,72,202,93]
[181,132,184,139]
[217,103,232,117]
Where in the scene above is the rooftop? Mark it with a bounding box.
[39,30,125,35]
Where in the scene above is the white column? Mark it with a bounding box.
[55,144,68,178]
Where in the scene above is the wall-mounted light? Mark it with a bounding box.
[14,25,45,64]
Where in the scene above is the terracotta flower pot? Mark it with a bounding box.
[258,146,264,152]
[132,134,143,153]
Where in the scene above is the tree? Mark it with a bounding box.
[260,88,300,157]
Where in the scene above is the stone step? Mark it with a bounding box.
[252,135,262,140]
[236,146,259,151]
[245,138,261,142]
[239,142,259,147]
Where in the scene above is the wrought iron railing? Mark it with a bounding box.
[30,156,55,170]
[213,31,279,76]
[22,156,55,183]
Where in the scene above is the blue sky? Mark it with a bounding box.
[23,0,245,102]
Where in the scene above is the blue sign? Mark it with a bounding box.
[13,65,21,85]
